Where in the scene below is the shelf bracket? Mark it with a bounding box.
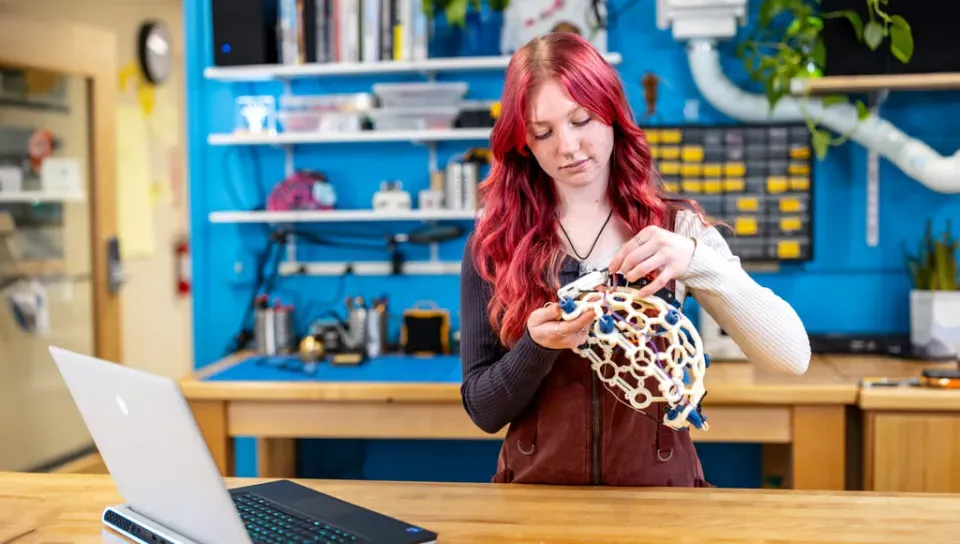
[285,232,298,263]
[278,79,296,177]
[428,143,438,174]
[284,147,295,177]
[866,89,888,248]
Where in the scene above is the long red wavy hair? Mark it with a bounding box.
[470,32,699,348]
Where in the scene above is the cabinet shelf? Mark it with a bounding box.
[207,128,492,146]
[0,190,85,203]
[790,72,960,95]
[209,209,478,224]
[0,259,66,277]
[204,53,623,81]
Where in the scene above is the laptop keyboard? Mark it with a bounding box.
[233,491,360,544]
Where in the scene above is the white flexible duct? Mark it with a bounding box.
[685,38,960,194]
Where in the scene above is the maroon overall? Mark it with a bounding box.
[492,207,712,487]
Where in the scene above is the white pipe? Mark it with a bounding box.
[685,39,960,194]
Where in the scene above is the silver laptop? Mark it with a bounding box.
[48,346,438,544]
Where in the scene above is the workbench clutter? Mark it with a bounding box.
[248,293,458,376]
[860,367,960,389]
[401,300,453,356]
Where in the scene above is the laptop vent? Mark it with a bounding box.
[103,509,174,544]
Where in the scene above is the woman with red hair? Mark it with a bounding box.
[459,32,811,486]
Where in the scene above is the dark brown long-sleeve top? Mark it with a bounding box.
[458,235,564,434]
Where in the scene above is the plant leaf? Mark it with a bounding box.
[822,94,847,107]
[889,15,914,63]
[812,40,827,68]
[764,76,786,111]
[444,0,469,27]
[812,129,830,159]
[935,241,952,291]
[806,15,824,32]
[864,21,884,50]
[786,18,802,36]
[856,99,871,120]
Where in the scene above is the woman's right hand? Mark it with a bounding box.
[526,302,596,350]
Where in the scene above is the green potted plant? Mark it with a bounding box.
[423,0,509,57]
[423,0,508,27]
[735,0,915,159]
[904,219,960,358]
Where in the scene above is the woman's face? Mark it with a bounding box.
[525,79,614,191]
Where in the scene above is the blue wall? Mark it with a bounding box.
[183,0,960,485]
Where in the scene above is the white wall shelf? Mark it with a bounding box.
[790,72,960,95]
[204,53,623,81]
[279,260,462,276]
[207,128,492,146]
[204,52,626,277]
[0,190,85,203]
[209,209,478,224]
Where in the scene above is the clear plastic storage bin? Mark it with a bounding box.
[277,93,375,132]
[277,93,372,133]
[367,106,460,131]
[372,82,468,108]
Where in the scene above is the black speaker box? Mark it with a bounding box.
[820,0,960,76]
[211,0,279,66]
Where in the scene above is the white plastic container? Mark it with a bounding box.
[278,110,365,133]
[278,93,372,133]
[279,93,374,112]
[367,106,460,131]
[372,82,468,108]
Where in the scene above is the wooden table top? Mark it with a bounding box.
[179,352,956,406]
[860,386,960,411]
[6,472,960,543]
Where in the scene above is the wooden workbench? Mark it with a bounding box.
[860,384,960,493]
[5,471,960,543]
[178,352,955,492]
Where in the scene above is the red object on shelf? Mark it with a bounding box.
[175,236,190,296]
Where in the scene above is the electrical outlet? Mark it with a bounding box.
[229,249,256,286]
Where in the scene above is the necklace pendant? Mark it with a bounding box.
[578,260,591,276]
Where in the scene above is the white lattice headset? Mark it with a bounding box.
[556,270,711,431]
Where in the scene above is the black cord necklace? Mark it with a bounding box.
[556,208,614,270]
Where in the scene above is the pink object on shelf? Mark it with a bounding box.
[266,170,336,211]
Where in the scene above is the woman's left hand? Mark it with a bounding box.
[607,226,696,298]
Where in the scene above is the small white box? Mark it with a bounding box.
[418,190,443,210]
[40,157,83,193]
[0,166,23,192]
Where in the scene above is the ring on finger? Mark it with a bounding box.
[555,322,567,337]
[635,236,647,248]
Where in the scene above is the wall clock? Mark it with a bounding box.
[137,21,172,85]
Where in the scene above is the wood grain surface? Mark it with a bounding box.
[5,471,960,543]
[180,353,956,405]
